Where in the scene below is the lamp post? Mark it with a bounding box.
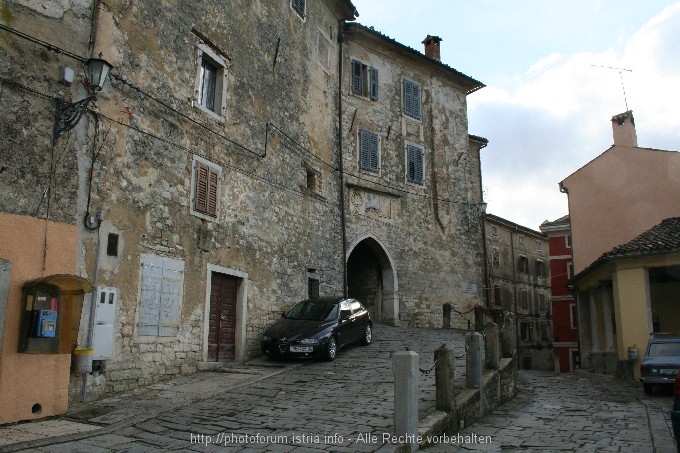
[53,57,112,142]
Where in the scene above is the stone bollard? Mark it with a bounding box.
[393,350,419,451]
[466,331,485,417]
[466,332,484,389]
[500,312,516,358]
[434,344,455,412]
[485,322,500,370]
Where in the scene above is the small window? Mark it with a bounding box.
[405,143,424,185]
[519,255,529,274]
[191,156,222,220]
[291,0,305,18]
[194,44,228,120]
[566,234,572,248]
[106,233,119,257]
[403,78,421,119]
[520,322,532,341]
[521,290,528,310]
[538,293,546,312]
[491,225,498,236]
[493,285,502,306]
[492,247,500,267]
[518,234,525,246]
[535,260,547,278]
[567,261,574,279]
[535,240,542,251]
[307,277,319,299]
[351,59,378,100]
[570,303,578,329]
[359,129,379,172]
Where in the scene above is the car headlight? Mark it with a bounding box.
[299,338,318,345]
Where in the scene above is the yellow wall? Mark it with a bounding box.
[612,267,651,380]
[0,212,77,424]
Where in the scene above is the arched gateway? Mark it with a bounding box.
[346,235,399,325]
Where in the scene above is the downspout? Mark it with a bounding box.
[337,22,348,297]
[88,0,102,54]
[476,143,490,308]
[511,226,519,367]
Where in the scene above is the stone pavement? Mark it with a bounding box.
[0,323,468,452]
[422,370,678,453]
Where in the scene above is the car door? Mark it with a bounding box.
[349,300,368,341]
[335,300,355,347]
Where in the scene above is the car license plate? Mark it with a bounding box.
[290,345,313,353]
[660,368,678,375]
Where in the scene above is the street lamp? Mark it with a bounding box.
[53,57,112,141]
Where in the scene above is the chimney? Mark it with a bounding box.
[611,111,638,147]
[422,35,442,61]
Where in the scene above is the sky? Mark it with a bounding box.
[350,1,680,230]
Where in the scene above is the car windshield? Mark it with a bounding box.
[648,342,680,357]
[286,300,339,321]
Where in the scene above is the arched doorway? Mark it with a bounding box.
[346,236,398,325]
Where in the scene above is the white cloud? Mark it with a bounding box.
[472,3,680,229]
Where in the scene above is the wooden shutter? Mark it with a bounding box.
[407,144,423,184]
[370,67,378,100]
[195,161,219,217]
[412,82,421,118]
[360,130,378,172]
[403,80,413,116]
[352,60,362,94]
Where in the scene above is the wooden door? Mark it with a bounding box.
[208,273,238,361]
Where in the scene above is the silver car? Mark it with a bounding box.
[639,334,680,394]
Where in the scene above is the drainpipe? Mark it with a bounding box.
[337,22,348,297]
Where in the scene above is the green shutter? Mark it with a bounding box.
[352,60,362,94]
[370,67,378,100]
[360,130,379,172]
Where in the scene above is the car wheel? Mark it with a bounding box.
[643,383,653,394]
[361,324,372,346]
[325,336,337,361]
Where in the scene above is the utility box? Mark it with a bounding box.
[92,286,118,360]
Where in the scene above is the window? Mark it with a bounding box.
[538,293,546,312]
[351,59,378,100]
[492,247,500,267]
[308,277,319,299]
[541,322,549,341]
[535,240,542,251]
[570,303,578,329]
[359,129,379,172]
[291,0,305,18]
[518,234,525,246]
[535,259,547,278]
[567,261,574,279]
[521,290,528,310]
[491,225,498,236]
[518,255,529,274]
[403,78,421,119]
[566,234,572,248]
[493,285,502,306]
[139,255,184,336]
[191,156,222,220]
[194,44,228,120]
[107,233,119,257]
[520,322,532,341]
[405,143,424,185]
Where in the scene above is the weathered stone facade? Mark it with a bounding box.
[0,0,487,413]
[484,214,553,371]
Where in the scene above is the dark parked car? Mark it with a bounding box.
[261,297,372,361]
[639,333,680,394]
[672,373,680,451]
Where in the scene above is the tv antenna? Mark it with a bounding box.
[590,65,633,111]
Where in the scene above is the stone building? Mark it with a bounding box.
[0,0,486,423]
[484,214,553,370]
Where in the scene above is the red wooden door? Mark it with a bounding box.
[208,273,237,361]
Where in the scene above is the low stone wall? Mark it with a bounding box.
[417,357,517,450]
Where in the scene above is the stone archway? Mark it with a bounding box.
[346,235,398,325]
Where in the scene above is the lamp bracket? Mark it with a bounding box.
[53,95,95,141]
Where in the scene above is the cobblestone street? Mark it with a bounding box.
[0,324,676,452]
[423,370,677,453]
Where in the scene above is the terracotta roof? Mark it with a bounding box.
[604,217,680,258]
